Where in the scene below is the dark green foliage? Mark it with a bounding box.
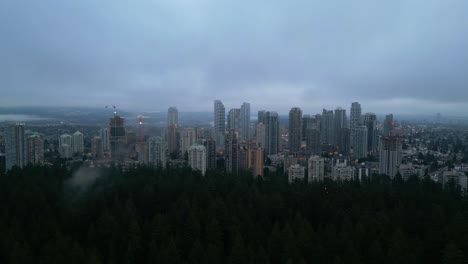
[0,164,468,263]
[442,243,464,264]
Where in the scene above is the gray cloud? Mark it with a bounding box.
[1,0,467,115]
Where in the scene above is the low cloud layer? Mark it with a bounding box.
[1,0,467,115]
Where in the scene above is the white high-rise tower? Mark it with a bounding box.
[214,100,226,148]
[240,102,251,140]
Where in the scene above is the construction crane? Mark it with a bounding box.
[105,105,118,117]
[136,115,151,142]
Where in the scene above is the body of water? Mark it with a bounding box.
[0,114,47,122]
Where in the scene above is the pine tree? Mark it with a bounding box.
[442,243,464,264]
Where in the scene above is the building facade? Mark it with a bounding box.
[109,115,127,161]
[383,114,394,136]
[59,134,73,158]
[350,126,368,160]
[147,136,167,168]
[167,106,179,126]
[227,108,241,133]
[240,102,250,140]
[214,100,226,148]
[334,107,347,149]
[320,109,334,145]
[204,139,217,170]
[256,123,266,149]
[265,111,279,155]
[288,164,305,183]
[305,128,321,156]
[350,102,362,128]
[72,131,84,154]
[5,123,25,171]
[247,145,264,177]
[189,144,206,175]
[166,124,179,158]
[26,133,44,165]
[224,130,238,174]
[308,155,325,182]
[363,113,378,154]
[332,156,355,181]
[180,127,196,155]
[91,136,104,159]
[100,128,110,152]
[379,137,402,177]
[288,107,302,153]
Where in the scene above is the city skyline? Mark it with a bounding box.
[2,1,468,262]
[1,1,468,115]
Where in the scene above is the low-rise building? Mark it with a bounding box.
[288,164,305,183]
[332,156,355,181]
[308,155,324,182]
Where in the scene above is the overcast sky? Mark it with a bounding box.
[1,0,467,115]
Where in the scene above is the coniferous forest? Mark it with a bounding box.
[1,164,467,264]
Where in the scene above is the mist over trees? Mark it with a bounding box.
[0,164,467,264]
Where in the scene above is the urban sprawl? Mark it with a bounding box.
[1,102,467,191]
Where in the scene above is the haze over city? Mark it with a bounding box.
[1,0,468,115]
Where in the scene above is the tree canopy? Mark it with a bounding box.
[0,164,467,263]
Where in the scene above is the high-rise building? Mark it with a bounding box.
[305,128,321,156]
[240,102,250,140]
[59,134,72,147]
[227,108,241,133]
[334,107,347,148]
[224,130,238,174]
[126,130,136,146]
[109,115,127,161]
[167,107,179,126]
[72,131,84,154]
[383,114,394,136]
[379,137,402,177]
[308,155,324,182]
[59,134,73,158]
[350,102,362,157]
[147,136,167,168]
[238,144,249,172]
[314,114,322,131]
[100,128,110,152]
[247,145,264,177]
[350,102,362,128]
[180,127,196,155]
[91,136,104,159]
[214,100,226,148]
[320,109,334,145]
[288,164,305,183]
[256,123,266,149]
[166,124,179,158]
[339,127,350,154]
[288,107,302,153]
[126,130,137,159]
[204,139,217,170]
[5,123,25,171]
[264,111,279,155]
[195,127,205,140]
[350,126,368,159]
[26,133,44,165]
[257,110,266,124]
[302,115,315,141]
[363,113,378,153]
[189,144,206,175]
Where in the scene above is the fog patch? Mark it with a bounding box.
[66,167,102,195]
